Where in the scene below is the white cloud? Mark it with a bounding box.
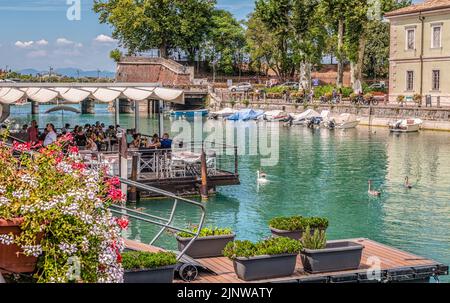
[55,38,82,48]
[15,41,34,49]
[27,50,48,58]
[36,39,49,46]
[94,34,117,43]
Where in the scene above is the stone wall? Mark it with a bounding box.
[116,56,194,85]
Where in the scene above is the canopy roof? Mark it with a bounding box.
[0,83,184,104]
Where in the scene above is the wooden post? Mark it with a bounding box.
[118,133,128,194]
[128,153,139,203]
[134,100,140,133]
[200,149,208,201]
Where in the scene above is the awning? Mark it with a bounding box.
[0,83,185,104]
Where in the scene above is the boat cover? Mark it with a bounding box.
[227,109,264,121]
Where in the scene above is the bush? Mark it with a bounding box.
[269,216,329,231]
[242,99,250,107]
[397,95,405,103]
[302,226,327,250]
[177,227,234,238]
[122,251,177,270]
[223,237,302,259]
[313,85,352,99]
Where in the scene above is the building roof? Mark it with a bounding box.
[385,0,450,18]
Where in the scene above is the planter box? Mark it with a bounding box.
[124,265,176,283]
[0,218,39,274]
[300,240,364,273]
[176,234,235,259]
[233,254,298,281]
[269,227,324,240]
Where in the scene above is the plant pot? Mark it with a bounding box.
[176,234,235,259]
[232,253,298,281]
[0,218,38,274]
[300,240,364,273]
[269,227,325,240]
[124,265,176,283]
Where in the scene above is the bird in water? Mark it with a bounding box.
[368,180,381,197]
[257,170,268,183]
[404,177,413,189]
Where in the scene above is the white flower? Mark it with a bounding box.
[22,245,42,257]
[58,242,78,255]
[0,186,6,194]
[0,234,14,245]
[0,196,11,206]
[20,175,39,187]
[12,190,30,200]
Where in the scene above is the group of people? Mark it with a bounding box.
[13,120,173,152]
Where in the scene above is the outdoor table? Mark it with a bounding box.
[171,151,202,175]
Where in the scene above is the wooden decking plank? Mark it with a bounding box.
[123,238,165,253]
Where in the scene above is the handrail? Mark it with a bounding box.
[111,177,206,261]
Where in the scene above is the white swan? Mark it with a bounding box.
[257,170,268,183]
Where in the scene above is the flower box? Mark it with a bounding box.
[300,240,364,273]
[123,265,176,283]
[176,234,236,259]
[233,254,298,281]
[0,218,38,274]
[269,227,324,240]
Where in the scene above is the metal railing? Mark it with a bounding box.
[109,178,206,260]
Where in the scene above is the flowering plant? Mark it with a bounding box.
[0,132,127,283]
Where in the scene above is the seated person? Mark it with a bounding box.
[130,134,142,149]
[86,133,98,152]
[146,134,161,149]
[160,133,173,149]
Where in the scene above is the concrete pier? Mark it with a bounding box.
[81,99,95,114]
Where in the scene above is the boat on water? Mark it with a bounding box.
[263,110,289,122]
[389,118,423,133]
[334,113,360,129]
[170,109,209,118]
[227,109,264,121]
[289,109,321,125]
[208,108,237,120]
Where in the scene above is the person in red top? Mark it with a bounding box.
[27,120,38,143]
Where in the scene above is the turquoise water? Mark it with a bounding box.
[8,104,450,281]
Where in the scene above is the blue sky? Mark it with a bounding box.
[0,0,254,72]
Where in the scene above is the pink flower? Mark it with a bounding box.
[13,141,32,152]
[71,162,86,171]
[69,146,79,154]
[59,133,74,143]
[108,188,125,202]
[116,217,129,230]
[106,177,121,188]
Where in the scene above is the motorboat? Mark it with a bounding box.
[227,109,264,121]
[208,108,237,120]
[389,118,423,133]
[263,110,289,122]
[335,113,360,129]
[170,109,209,118]
[289,109,321,125]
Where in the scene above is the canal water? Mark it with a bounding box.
[8,104,450,281]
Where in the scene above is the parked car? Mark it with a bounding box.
[228,82,253,92]
[279,82,300,90]
[369,82,386,90]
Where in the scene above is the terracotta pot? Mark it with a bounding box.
[0,217,39,274]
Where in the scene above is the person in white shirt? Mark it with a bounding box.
[43,123,57,146]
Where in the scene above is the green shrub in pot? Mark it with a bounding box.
[122,251,177,271]
[223,237,302,259]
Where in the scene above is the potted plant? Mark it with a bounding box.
[0,131,127,283]
[122,251,178,283]
[269,216,329,240]
[223,237,301,281]
[413,94,422,107]
[300,227,364,273]
[176,227,235,258]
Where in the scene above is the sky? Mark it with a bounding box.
[0,0,255,72]
[0,0,419,73]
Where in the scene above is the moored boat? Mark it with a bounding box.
[263,110,289,122]
[389,118,423,133]
[208,108,237,120]
[289,109,321,126]
[335,113,360,129]
[170,109,209,118]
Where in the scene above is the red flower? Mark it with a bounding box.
[106,177,121,187]
[116,253,122,263]
[13,141,32,152]
[59,133,74,143]
[116,217,129,230]
[71,162,86,171]
[108,188,125,202]
[69,145,79,154]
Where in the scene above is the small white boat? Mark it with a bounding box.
[335,113,360,129]
[208,107,237,120]
[389,118,423,133]
[290,109,321,125]
[263,110,289,122]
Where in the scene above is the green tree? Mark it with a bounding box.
[204,9,246,76]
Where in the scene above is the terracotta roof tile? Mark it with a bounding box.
[385,0,450,17]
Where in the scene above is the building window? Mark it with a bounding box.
[406,71,414,91]
[432,70,440,91]
[432,25,442,48]
[406,29,415,50]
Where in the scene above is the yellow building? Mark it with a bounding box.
[386,0,450,106]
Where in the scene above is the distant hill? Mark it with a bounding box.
[17,68,115,79]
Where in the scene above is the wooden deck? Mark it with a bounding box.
[124,238,448,283]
